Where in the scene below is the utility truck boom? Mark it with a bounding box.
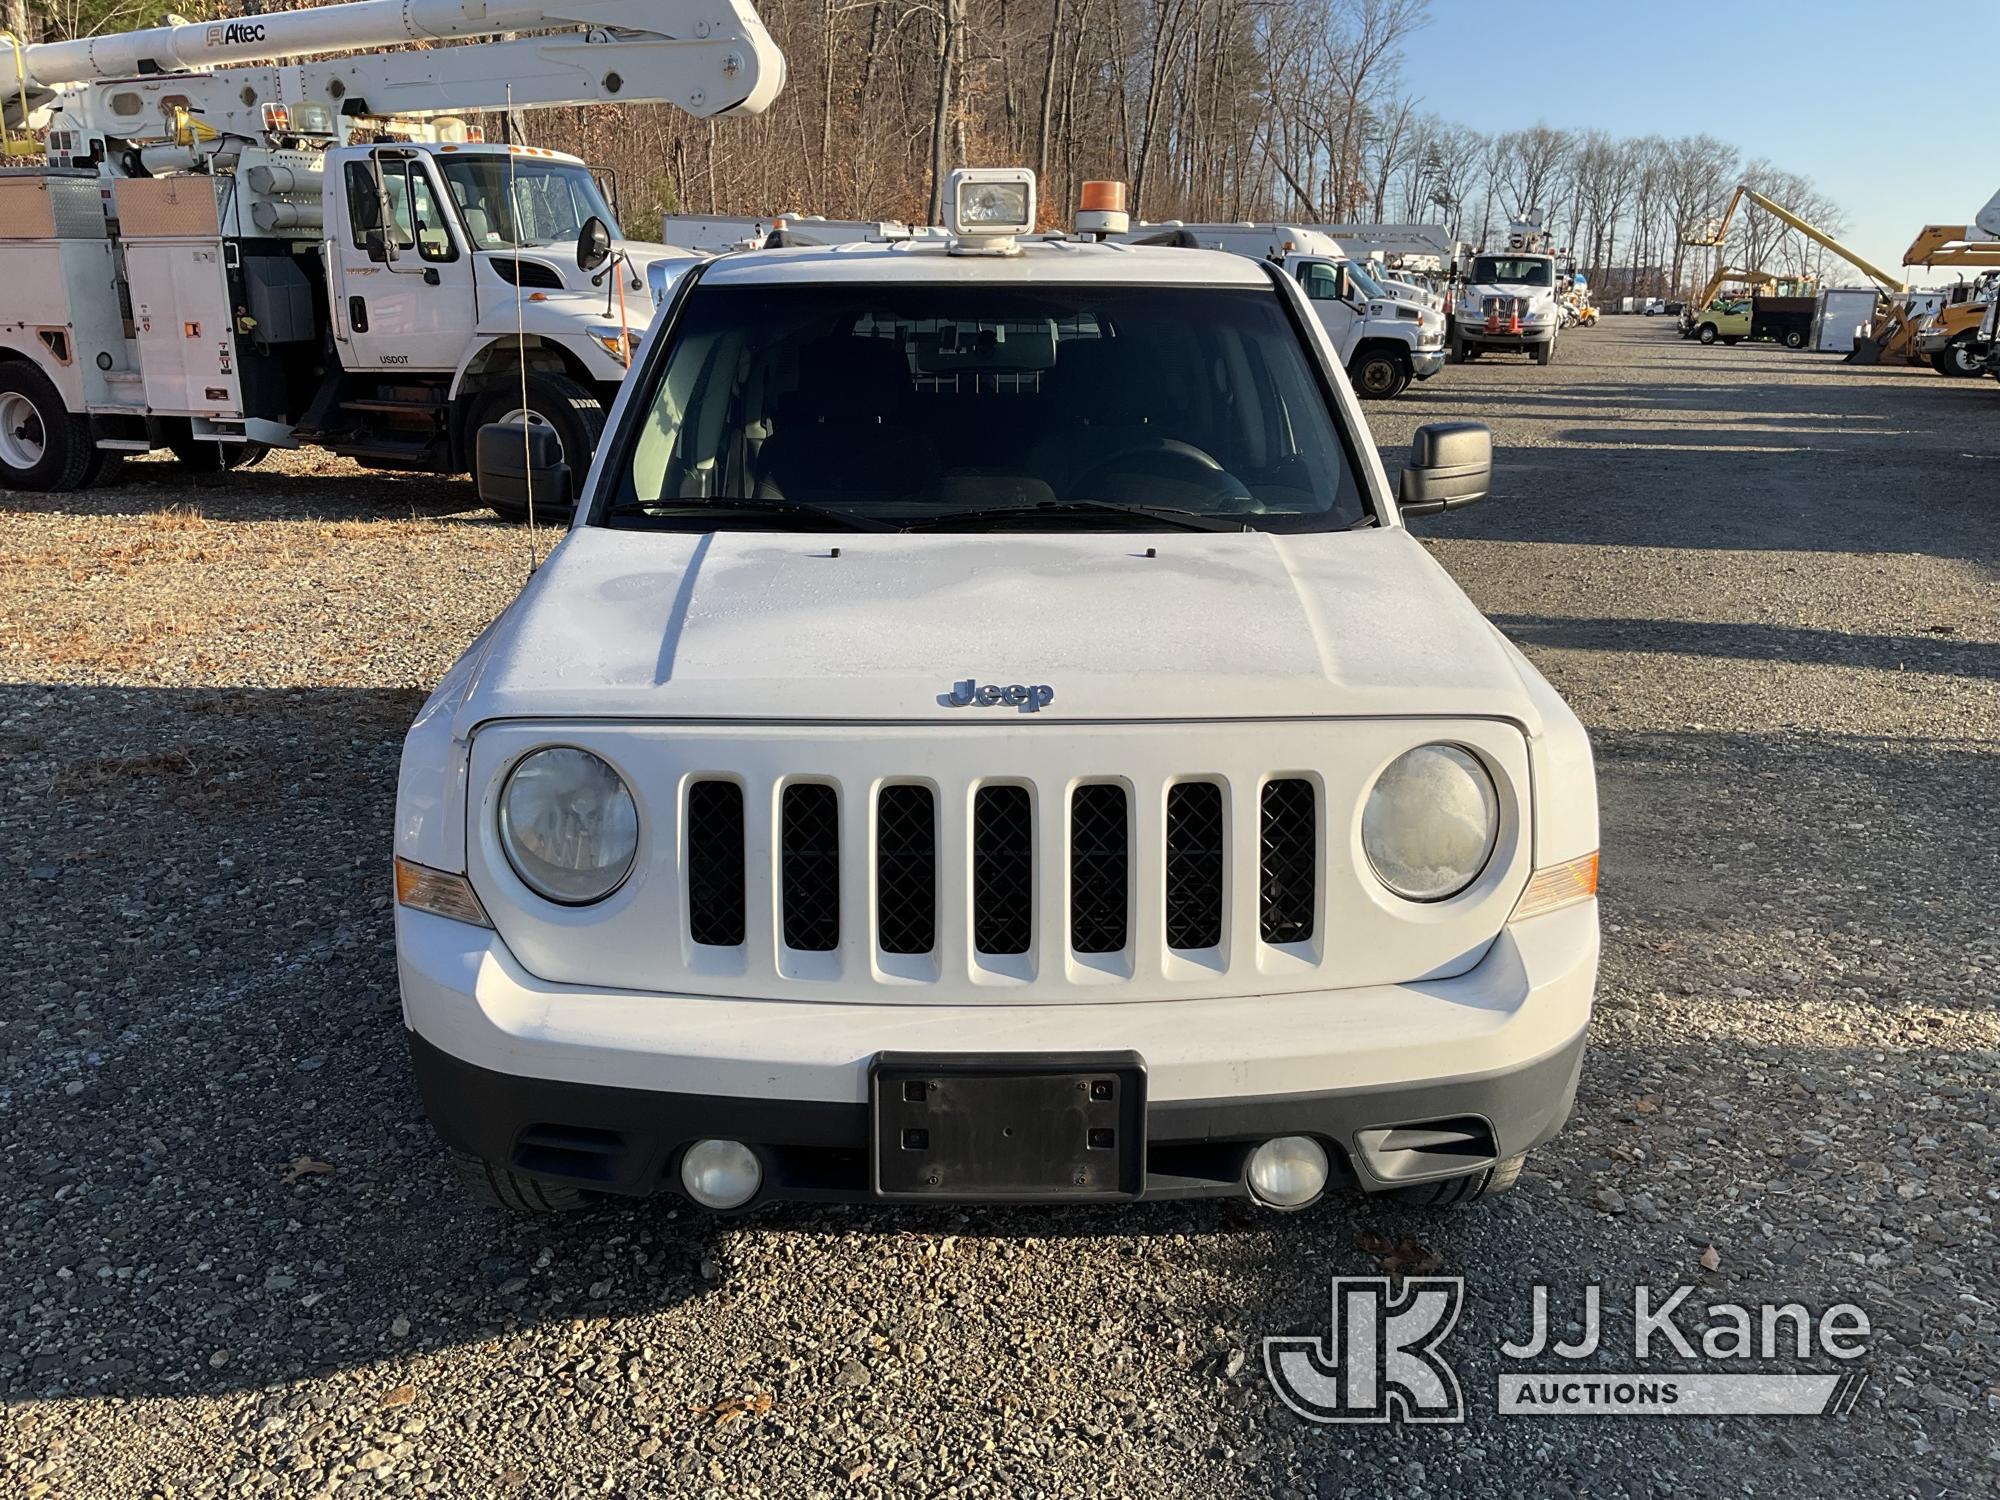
[0,0,783,503]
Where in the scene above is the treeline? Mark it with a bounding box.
[14,0,1850,297]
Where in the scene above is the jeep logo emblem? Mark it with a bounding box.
[941,679,1054,713]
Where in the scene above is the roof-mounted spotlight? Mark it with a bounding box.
[945,166,1035,256]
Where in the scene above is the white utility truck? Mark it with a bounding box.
[1117,223,1446,398]
[0,0,781,502]
[1450,220,1563,365]
[393,169,1601,1217]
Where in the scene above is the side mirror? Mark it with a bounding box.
[476,421,572,512]
[576,215,613,273]
[362,226,398,264]
[1398,421,1492,516]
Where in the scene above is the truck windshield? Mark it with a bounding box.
[438,157,619,250]
[1471,256,1552,287]
[600,282,1368,532]
[1344,262,1391,300]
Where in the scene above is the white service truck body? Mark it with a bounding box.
[0,0,778,499]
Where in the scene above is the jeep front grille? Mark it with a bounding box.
[681,772,1316,963]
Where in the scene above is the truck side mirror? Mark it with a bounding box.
[576,215,613,273]
[1398,422,1492,515]
[476,421,572,513]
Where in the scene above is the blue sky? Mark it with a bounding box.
[1414,0,1997,286]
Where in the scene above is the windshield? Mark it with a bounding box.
[438,157,618,250]
[600,282,1369,532]
[1471,255,1552,288]
[1344,261,1389,300]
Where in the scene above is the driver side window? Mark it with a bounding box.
[1299,263,1342,302]
[345,159,459,264]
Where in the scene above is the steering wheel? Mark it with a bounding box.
[1067,439,1256,512]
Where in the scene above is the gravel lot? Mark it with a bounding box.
[2,323,1996,1497]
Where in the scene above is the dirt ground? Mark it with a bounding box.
[2,321,1996,1498]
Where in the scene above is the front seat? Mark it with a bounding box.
[756,334,939,504]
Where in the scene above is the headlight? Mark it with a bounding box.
[587,326,637,363]
[1361,745,1499,902]
[498,747,639,904]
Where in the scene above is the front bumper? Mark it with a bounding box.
[398,901,1597,1206]
[1455,321,1555,350]
[1412,348,1446,379]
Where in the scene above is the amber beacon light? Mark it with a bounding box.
[1076,180,1129,237]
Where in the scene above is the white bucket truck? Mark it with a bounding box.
[1450,220,1563,365]
[0,0,781,506]
[1119,223,1446,398]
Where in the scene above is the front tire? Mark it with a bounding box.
[1350,348,1412,399]
[1697,324,1719,345]
[0,361,92,492]
[450,1149,588,1214]
[1391,1153,1525,1207]
[1933,332,1982,376]
[1534,338,1553,367]
[470,372,605,522]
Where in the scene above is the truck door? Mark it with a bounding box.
[1289,257,1360,361]
[328,149,474,372]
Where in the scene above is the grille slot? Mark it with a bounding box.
[972,785,1033,955]
[1259,778,1316,943]
[876,785,938,955]
[1069,784,1129,954]
[1165,782,1225,949]
[685,780,746,946]
[780,783,840,951]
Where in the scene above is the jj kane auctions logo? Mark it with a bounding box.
[1266,1277,1871,1423]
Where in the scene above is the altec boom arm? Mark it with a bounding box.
[1691,184,1906,294]
[8,0,784,132]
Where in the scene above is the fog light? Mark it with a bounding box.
[679,1139,762,1210]
[1247,1136,1329,1209]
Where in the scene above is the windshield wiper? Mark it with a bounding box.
[904,499,1248,533]
[602,497,899,532]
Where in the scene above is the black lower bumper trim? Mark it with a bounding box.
[407,1029,1586,1206]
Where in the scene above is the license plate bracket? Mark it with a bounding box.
[870,1052,1147,1201]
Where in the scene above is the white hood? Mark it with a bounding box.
[447,527,1545,731]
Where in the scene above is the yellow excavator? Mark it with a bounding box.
[1684,184,1908,360]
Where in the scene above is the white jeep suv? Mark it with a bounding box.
[393,174,1599,1215]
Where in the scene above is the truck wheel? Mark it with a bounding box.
[1534,339,1553,367]
[1447,329,1466,363]
[1934,333,1982,376]
[450,1149,588,1214]
[471,372,606,521]
[1782,329,1806,350]
[1351,349,1411,399]
[1696,324,1719,345]
[0,361,93,492]
[1391,1153,1525,1207]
